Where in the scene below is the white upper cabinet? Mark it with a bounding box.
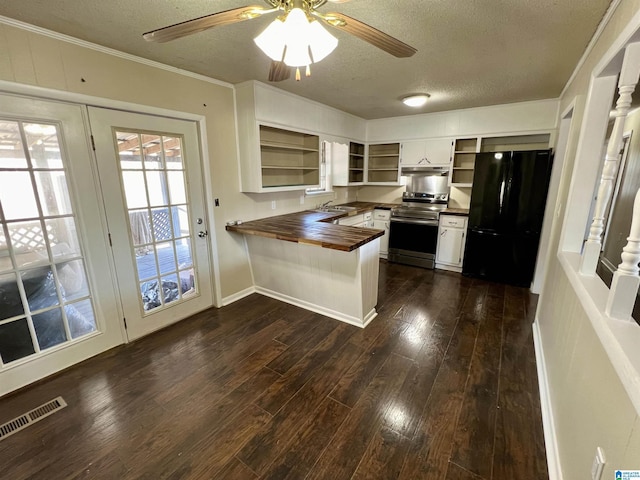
[235,81,366,192]
[400,138,453,166]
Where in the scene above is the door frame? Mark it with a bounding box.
[0,79,223,309]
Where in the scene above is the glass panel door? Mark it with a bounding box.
[0,95,123,397]
[89,108,213,341]
[116,131,197,313]
[0,120,99,365]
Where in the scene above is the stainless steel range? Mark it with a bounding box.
[388,167,449,269]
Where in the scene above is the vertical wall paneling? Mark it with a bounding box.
[246,236,379,327]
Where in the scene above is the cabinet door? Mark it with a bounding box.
[424,138,453,166]
[400,140,426,166]
[436,227,465,266]
[373,220,390,254]
[401,139,452,166]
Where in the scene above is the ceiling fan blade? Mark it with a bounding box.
[143,5,267,43]
[324,12,417,58]
[268,61,292,82]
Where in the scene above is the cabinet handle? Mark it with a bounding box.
[441,230,446,236]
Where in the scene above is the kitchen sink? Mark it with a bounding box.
[314,205,358,213]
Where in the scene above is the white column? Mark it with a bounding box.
[580,43,640,275]
[606,188,640,320]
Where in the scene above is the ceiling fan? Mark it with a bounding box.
[143,0,417,82]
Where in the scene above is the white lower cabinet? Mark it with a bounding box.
[339,210,388,258]
[338,213,365,227]
[436,214,468,272]
[373,209,390,258]
[338,211,373,228]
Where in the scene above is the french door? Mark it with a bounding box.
[88,107,213,340]
[0,94,123,396]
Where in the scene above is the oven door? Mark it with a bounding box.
[388,217,439,268]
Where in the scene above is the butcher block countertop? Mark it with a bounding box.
[441,208,469,216]
[225,202,392,252]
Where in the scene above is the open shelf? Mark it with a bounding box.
[262,165,319,169]
[451,138,478,186]
[480,134,551,152]
[349,142,365,184]
[258,125,320,189]
[366,143,400,184]
[260,141,319,152]
[450,134,551,189]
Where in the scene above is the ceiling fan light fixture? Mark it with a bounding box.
[402,94,430,107]
[254,6,338,70]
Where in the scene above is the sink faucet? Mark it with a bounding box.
[320,200,333,208]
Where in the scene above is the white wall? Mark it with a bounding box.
[536,1,640,478]
[366,99,559,142]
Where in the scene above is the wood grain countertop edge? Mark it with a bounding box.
[226,202,390,252]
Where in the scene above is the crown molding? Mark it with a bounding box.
[0,15,234,90]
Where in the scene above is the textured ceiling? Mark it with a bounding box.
[0,0,613,119]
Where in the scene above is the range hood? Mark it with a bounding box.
[401,165,449,175]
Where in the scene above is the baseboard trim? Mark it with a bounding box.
[221,286,256,306]
[255,286,375,328]
[532,318,563,480]
[435,263,463,273]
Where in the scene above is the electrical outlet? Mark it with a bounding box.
[591,447,605,480]
[300,195,305,205]
[271,200,276,210]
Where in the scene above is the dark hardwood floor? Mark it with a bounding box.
[0,261,548,479]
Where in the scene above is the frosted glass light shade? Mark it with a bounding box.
[254,7,338,67]
[254,18,286,61]
[308,20,338,62]
[284,41,312,67]
[402,94,430,107]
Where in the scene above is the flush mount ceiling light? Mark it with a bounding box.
[143,0,417,83]
[402,94,430,107]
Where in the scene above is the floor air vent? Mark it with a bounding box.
[0,396,67,441]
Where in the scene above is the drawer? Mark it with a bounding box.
[439,215,467,228]
[363,211,373,221]
[373,209,391,220]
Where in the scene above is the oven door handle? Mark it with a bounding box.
[390,217,439,226]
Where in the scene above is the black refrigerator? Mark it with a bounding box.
[462,149,553,287]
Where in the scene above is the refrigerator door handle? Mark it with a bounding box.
[470,229,501,236]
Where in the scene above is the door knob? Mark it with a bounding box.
[198,231,208,238]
